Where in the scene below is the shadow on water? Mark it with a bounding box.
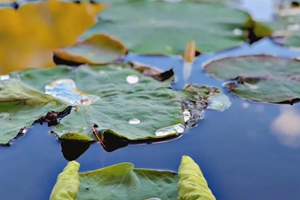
[2,1,300,200]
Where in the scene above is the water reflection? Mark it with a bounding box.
[271,106,300,148]
[61,140,90,161]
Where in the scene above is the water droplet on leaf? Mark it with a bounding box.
[232,28,243,36]
[45,79,100,105]
[155,124,185,136]
[0,75,10,81]
[126,75,139,84]
[128,118,140,125]
[0,112,9,120]
[287,24,300,31]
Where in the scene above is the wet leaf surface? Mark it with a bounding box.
[0,78,66,145]
[204,55,300,103]
[1,64,229,149]
[0,0,104,74]
[82,0,271,55]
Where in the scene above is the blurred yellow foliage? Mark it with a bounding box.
[0,0,105,74]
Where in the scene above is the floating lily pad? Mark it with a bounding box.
[54,34,126,65]
[50,156,214,200]
[82,0,271,55]
[0,64,229,147]
[204,55,300,103]
[271,3,300,48]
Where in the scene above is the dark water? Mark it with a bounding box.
[1,1,300,200]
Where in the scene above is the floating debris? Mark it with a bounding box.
[182,109,191,122]
[128,118,141,125]
[126,74,139,84]
[45,79,100,105]
[155,124,185,137]
[207,93,232,112]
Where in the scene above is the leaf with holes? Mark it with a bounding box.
[204,55,300,103]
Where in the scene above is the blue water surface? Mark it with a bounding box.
[1,0,300,200]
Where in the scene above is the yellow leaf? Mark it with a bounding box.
[178,155,216,200]
[50,161,80,200]
[0,0,105,74]
[182,40,196,63]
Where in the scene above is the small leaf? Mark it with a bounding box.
[178,156,216,200]
[54,34,127,65]
[182,40,196,63]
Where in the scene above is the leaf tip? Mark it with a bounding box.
[183,40,196,63]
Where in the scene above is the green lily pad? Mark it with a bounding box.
[82,0,271,55]
[270,3,300,47]
[203,55,300,103]
[50,161,178,200]
[50,156,214,200]
[1,64,229,146]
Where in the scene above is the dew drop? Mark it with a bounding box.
[0,112,9,120]
[182,109,191,122]
[232,28,243,36]
[287,23,300,31]
[0,75,10,81]
[128,118,140,125]
[45,79,100,106]
[155,124,185,136]
[126,75,139,84]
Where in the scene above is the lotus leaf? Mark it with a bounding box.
[0,64,228,146]
[204,55,300,103]
[50,156,215,200]
[82,0,271,55]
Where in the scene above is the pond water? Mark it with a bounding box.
[1,0,300,200]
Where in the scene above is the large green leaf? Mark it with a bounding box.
[50,161,178,200]
[204,55,300,103]
[82,0,270,55]
[50,156,215,200]
[1,64,228,147]
[178,156,216,200]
